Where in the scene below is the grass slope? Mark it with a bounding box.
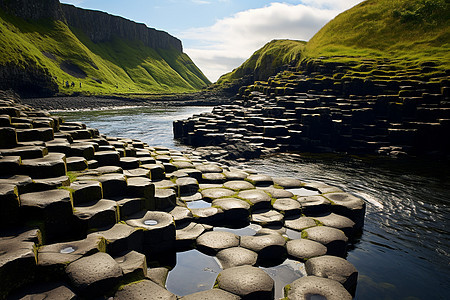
[305,0,450,70]
[216,39,306,86]
[0,10,210,95]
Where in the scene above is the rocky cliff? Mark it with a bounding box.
[0,0,64,21]
[61,4,182,52]
[0,0,209,96]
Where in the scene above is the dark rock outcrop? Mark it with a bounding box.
[61,4,182,52]
[0,0,64,21]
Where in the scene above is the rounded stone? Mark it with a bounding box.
[216,247,258,269]
[176,177,199,195]
[176,222,205,242]
[223,169,249,180]
[237,189,271,207]
[305,255,358,295]
[196,231,240,254]
[313,213,355,237]
[66,252,122,296]
[168,206,193,224]
[223,180,255,191]
[284,216,317,231]
[246,174,273,187]
[303,226,348,257]
[216,265,274,299]
[123,168,150,178]
[181,192,203,202]
[212,198,251,211]
[191,207,224,224]
[240,233,286,253]
[251,210,284,225]
[273,198,301,212]
[297,195,331,214]
[286,276,352,300]
[126,211,174,231]
[201,188,235,201]
[322,192,366,228]
[154,179,177,190]
[262,187,294,199]
[114,279,176,300]
[286,239,327,260]
[272,177,303,188]
[180,288,240,300]
[154,188,176,209]
[201,172,226,183]
[196,164,223,173]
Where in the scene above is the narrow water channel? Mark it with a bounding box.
[56,106,450,300]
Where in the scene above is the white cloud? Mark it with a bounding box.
[191,0,211,4]
[300,0,363,10]
[182,2,342,82]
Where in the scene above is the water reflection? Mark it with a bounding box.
[165,249,221,296]
[55,106,213,150]
[260,259,307,300]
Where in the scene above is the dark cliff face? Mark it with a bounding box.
[0,0,64,21]
[61,4,182,52]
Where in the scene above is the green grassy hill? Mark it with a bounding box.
[305,0,450,70]
[215,0,449,93]
[0,10,210,96]
[216,39,305,88]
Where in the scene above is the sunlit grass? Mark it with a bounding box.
[0,10,210,96]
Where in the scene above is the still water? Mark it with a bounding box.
[56,106,450,299]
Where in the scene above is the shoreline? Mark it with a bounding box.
[21,93,230,111]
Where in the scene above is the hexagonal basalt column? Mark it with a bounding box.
[73,199,119,233]
[88,223,143,255]
[20,154,67,179]
[237,189,271,210]
[0,184,20,227]
[305,255,358,296]
[0,229,39,298]
[126,211,175,255]
[212,197,250,223]
[196,231,240,255]
[216,247,258,269]
[66,252,122,296]
[303,226,349,257]
[114,279,176,300]
[322,192,366,229]
[20,189,74,242]
[285,276,352,300]
[70,181,103,206]
[240,233,286,265]
[216,265,274,299]
[286,239,327,261]
[37,234,106,278]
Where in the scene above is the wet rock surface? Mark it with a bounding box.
[0,91,365,299]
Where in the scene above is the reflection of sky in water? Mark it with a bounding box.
[260,259,307,300]
[55,106,213,151]
[186,200,211,209]
[165,250,222,297]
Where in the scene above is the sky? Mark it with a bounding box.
[61,0,364,82]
